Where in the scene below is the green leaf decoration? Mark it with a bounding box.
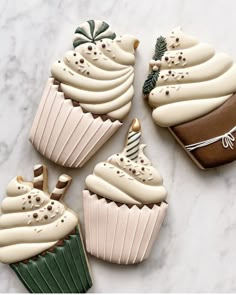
[153,36,167,60]
[143,71,159,97]
[73,20,116,48]
[142,36,167,96]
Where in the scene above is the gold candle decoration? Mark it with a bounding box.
[124,118,141,160]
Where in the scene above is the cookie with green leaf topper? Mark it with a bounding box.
[143,27,236,169]
[83,118,168,264]
[0,165,92,293]
[29,20,139,168]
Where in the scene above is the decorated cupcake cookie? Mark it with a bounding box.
[29,20,139,168]
[83,119,168,264]
[143,27,236,169]
[0,165,92,293]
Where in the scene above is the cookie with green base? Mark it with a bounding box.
[0,165,92,293]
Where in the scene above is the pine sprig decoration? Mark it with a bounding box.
[143,71,159,97]
[143,36,167,97]
[153,36,167,60]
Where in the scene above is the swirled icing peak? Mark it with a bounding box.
[51,20,139,120]
[85,118,167,205]
[146,27,236,127]
[0,165,78,264]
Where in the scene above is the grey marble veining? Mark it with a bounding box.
[1,0,236,292]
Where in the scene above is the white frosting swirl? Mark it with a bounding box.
[0,177,78,264]
[51,34,139,120]
[85,144,167,205]
[149,27,236,127]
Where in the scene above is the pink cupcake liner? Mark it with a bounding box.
[29,78,122,168]
[83,190,168,264]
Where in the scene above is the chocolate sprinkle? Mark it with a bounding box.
[36,197,40,202]
[44,215,48,220]
[47,205,52,211]
[166,90,169,95]
[73,53,76,56]
[33,213,38,218]
[88,45,92,50]
[80,59,84,63]
[102,44,106,48]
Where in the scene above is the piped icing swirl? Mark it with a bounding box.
[147,27,236,127]
[85,119,167,205]
[51,20,139,120]
[0,166,78,264]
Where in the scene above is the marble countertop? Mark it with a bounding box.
[1,0,236,292]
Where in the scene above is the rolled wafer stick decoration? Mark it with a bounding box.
[124,118,141,161]
[33,164,48,191]
[50,174,72,200]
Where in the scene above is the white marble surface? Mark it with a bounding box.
[1,0,236,292]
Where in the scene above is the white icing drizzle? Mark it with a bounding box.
[185,126,236,151]
[0,171,78,264]
[149,27,236,127]
[51,34,138,120]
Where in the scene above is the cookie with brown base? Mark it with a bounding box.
[143,27,236,169]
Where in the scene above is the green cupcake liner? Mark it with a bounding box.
[10,227,92,293]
